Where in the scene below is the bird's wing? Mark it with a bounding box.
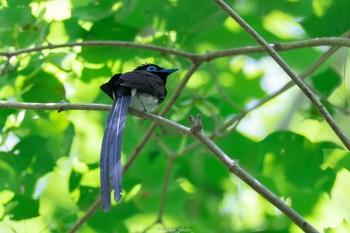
[120,70,166,98]
[100,95,131,211]
[100,73,124,99]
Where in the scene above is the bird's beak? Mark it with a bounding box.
[161,68,178,74]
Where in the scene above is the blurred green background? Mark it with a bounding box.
[0,0,350,232]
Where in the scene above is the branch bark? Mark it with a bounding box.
[1,38,349,62]
[0,100,319,233]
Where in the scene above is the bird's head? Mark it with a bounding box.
[135,63,178,82]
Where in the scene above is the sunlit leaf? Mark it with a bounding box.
[6,194,39,220]
[301,0,350,37]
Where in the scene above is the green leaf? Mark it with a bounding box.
[71,0,114,21]
[76,186,100,210]
[0,109,15,128]
[311,68,341,97]
[301,0,350,37]
[260,131,337,195]
[291,190,321,215]
[22,70,65,103]
[88,202,139,232]
[218,131,264,173]
[223,69,266,106]
[63,18,87,41]
[81,65,113,82]
[0,7,33,31]
[6,194,39,220]
[6,0,31,6]
[12,136,56,177]
[86,17,138,41]
[69,170,82,192]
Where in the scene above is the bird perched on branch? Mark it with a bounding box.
[99,63,178,211]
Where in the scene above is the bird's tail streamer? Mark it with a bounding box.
[100,95,131,211]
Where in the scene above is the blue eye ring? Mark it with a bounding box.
[146,65,158,72]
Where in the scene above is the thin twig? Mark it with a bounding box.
[170,113,245,159]
[156,157,174,223]
[67,198,101,233]
[214,0,350,151]
[154,136,173,156]
[0,57,10,76]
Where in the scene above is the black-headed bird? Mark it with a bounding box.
[99,64,178,211]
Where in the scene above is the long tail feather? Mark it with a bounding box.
[100,95,131,211]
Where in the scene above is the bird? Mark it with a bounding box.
[99,63,178,211]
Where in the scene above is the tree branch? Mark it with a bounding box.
[156,157,174,223]
[214,0,350,151]
[0,41,196,60]
[188,114,319,233]
[203,37,350,61]
[0,101,110,111]
[1,38,349,63]
[220,30,350,131]
[0,100,319,232]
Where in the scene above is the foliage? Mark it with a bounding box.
[0,0,350,232]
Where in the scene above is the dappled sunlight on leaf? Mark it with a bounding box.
[263,10,305,40]
[331,169,350,220]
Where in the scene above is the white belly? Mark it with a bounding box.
[129,90,160,112]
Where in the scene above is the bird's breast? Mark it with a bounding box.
[129,89,164,112]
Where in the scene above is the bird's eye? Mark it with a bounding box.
[146,65,158,72]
